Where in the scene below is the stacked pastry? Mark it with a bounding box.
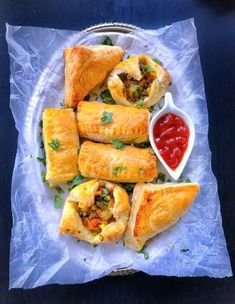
[42,44,200,251]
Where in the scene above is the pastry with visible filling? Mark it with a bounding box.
[78,141,158,183]
[107,54,171,108]
[60,179,130,244]
[64,45,124,108]
[42,108,79,187]
[77,101,150,143]
[124,182,200,251]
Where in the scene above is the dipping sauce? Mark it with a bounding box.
[153,113,189,169]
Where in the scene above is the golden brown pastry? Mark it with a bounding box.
[60,179,130,244]
[77,101,150,143]
[78,141,157,183]
[107,54,171,108]
[64,45,124,108]
[124,182,200,251]
[42,108,79,187]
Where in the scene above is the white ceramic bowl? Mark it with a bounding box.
[149,92,195,180]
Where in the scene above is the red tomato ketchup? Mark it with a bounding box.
[153,113,189,169]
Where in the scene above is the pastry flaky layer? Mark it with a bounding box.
[64,45,124,108]
[60,179,130,244]
[78,141,158,183]
[42,108,79,187]
[77,101,150,143]
[107,54,171,108]
[124,182,200,251]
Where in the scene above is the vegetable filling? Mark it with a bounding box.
[119,59,156,103]
[78,186,114,233]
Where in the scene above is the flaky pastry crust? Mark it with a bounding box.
[64,45,124,107]
[60,179,130,244]
[124,182,200,251]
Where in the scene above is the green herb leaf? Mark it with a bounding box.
[40,140,44,150]
[136,99,145,109]
[101,188,109,197]
[54,195,63,208]
[177,176,183,183]
[84,94,90,101]
[185,178,191,183]
[139,167,144,174]
[149,105,155,113]
[134,141,151,148]
[144,65,154,73]
[37,156,46,166]
[152,58,163,66]
[93,244,98,248]
[112,139,125,150]
[100,89,115,104]
[39,120,43,128]
[149,149,155,155]
[55,186,64,194]
[48,139,60,151]
[157,172,166,182]
[41,171,46,183]
[137,246,149,260]
[122,183,135,194]
[112,166,126,176]
[180,248,189,253]
[166,178,172,182]
[101,111,113,124]
[68,175,84,191]
[60,100,65,108]
[101,36,113,46]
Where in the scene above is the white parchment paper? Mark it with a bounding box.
[6,19,232,289]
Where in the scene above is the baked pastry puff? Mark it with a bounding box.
[107,55,171,108]
[64,45,124,108]
[60,179,130,244]
[78,141,158,183]
[124,182,200,251]
[77,101,150,143]
[42,108,79,187]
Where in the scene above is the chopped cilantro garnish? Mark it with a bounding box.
[37,156,46,166]
[39,120,43,128]
[137,246,149,260]
[134,141,151,148]
[136,99,145,109]
[41,171,46,183]
[84,94,90,101]
[112,139,125,150]
[101,36,113,46]
[60,100,65,108]
[166,178,172,182]
[177,176,183,183]
[122,183,135,194]
[100,90,115,104]
[101,111,113,124]
[139,168,144,174]
[185,178,191,183]
[180,248,189,253]
[152,58,163,66]
[93,244,98,248]
[48,139,60,151]
[149,105,155,113]
[157,172,166,182]
[68,175,84,191]
[101,188,109,197]
[55,186,64,194]
[149,149,155,155]
[144,65,154,73]
[54,195,63,208]
[112,166,126,176]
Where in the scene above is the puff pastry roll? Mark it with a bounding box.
[64,45,124,108]
[60,179,130,244]
[77,101,150,143]
[78,141,157,183]
[107,55,171,108]
[124,182,200,251]
[42,108,79,187]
